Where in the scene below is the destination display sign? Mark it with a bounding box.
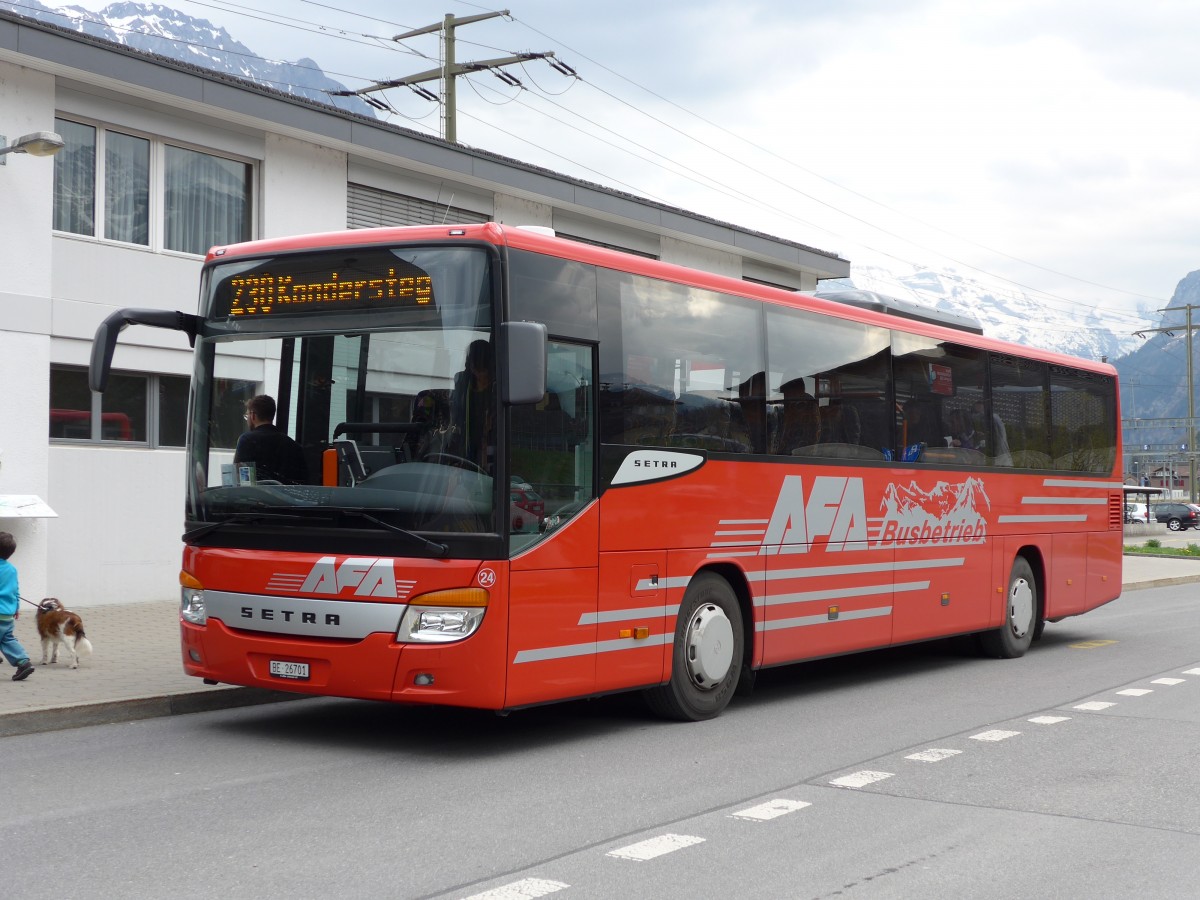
[209,254,434,319]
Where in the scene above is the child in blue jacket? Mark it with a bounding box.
[0,532,34,681]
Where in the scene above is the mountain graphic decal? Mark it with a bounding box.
[876,477,991,547]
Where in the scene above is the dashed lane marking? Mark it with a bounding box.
[1075,701,1116,711]
[606,834,705,861]
[730,799,811,821]
[830,770,894,788]
[1070,639,1119,649]
[463,878,570,899]
[1028,716,1071,724]
[905,748,963,762]
[1183,668,1200,676]
[1153,677,1185,685]
[1117,689,1153,696]
[970,729,1021,741]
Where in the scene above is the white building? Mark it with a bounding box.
[0,10,848,606]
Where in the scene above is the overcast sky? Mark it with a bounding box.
[60,1,1200,329]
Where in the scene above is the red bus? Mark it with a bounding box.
[89,223,1122,720]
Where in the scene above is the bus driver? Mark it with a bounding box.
[234,394,308,484]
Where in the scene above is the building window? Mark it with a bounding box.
[106,131,151,245]
[164,145,251,254]
[53,117,251,253]
[49,366,189,447]
[53,119,96,236]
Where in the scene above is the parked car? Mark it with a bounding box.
[1152,502,1200,531]
[1124,502,1149,524]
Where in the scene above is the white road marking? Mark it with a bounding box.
[1074,701,1116,711]
[970,729,1021,741]
[1028,716,1071,724]
[464,878,570,899]
[905,748,963,762]
[1117,688,1153,696]
[1152,677,1185,685]
[606,834,705,861]
[831,770,894,788]
[1183,668,1200,676]
[730,799,811,821]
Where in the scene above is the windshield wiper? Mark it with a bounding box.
[336,509,449,557]
[183,511,332,542]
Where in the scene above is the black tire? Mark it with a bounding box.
[978,557,1037,659]
[1168,518,1182,531]
[645,572,744,721]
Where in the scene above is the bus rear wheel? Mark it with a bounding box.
[645,572,744,721]
[978,557,1037,659]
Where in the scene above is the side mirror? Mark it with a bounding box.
[502,321,548,405]
[89,308,201,392]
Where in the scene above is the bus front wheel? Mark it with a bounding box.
[645,572,744,721]
[978,557,1037,659]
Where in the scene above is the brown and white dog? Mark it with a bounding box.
[36,598,94,669]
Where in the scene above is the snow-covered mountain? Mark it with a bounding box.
[822,264,1155,362]
[1,0,377,117]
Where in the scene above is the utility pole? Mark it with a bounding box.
[331,10,569,143]
[1134,304,1199,501]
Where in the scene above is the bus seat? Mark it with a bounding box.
[920,447,986,465]
[793,442,885,461]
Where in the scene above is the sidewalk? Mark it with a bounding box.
[0,599,299,738]
[3,554,1199,738]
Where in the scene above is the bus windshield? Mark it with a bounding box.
[187,244,500,553]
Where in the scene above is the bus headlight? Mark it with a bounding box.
[180,571,207,625]
[397,587,488,643]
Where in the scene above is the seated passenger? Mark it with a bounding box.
[449,340,496,471]
[820,401,861,445]
[736,372,769,454]
[234,394,307,484]
[774,376,820,453]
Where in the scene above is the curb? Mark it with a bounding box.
[0,686,306,738]
[1122,576,1200,592]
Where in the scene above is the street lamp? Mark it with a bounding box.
[0,131,65,165]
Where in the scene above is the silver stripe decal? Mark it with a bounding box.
[759,606,893,632]
[514,633,672,664]
[999,514,1088,523]
[1041,479,1121,489]
[578,604,681,626]
[1022,496,1105,505]
[718,519,769,525]
[747,557,965,583]
[636,575,692,592]
[760,581,928,608]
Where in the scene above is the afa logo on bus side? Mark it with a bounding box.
[760,475,990,554]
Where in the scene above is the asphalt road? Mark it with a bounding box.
[6,582,1199,900]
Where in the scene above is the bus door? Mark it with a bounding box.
[506,341,601,707]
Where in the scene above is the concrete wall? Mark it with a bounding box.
[660,235,742,278]
[262,133,346,238]
[0,61,56,602]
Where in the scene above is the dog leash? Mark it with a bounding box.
[18,595,43,609]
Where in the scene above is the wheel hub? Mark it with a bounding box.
[1009,577,1033,638]
[685,603,734,690]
